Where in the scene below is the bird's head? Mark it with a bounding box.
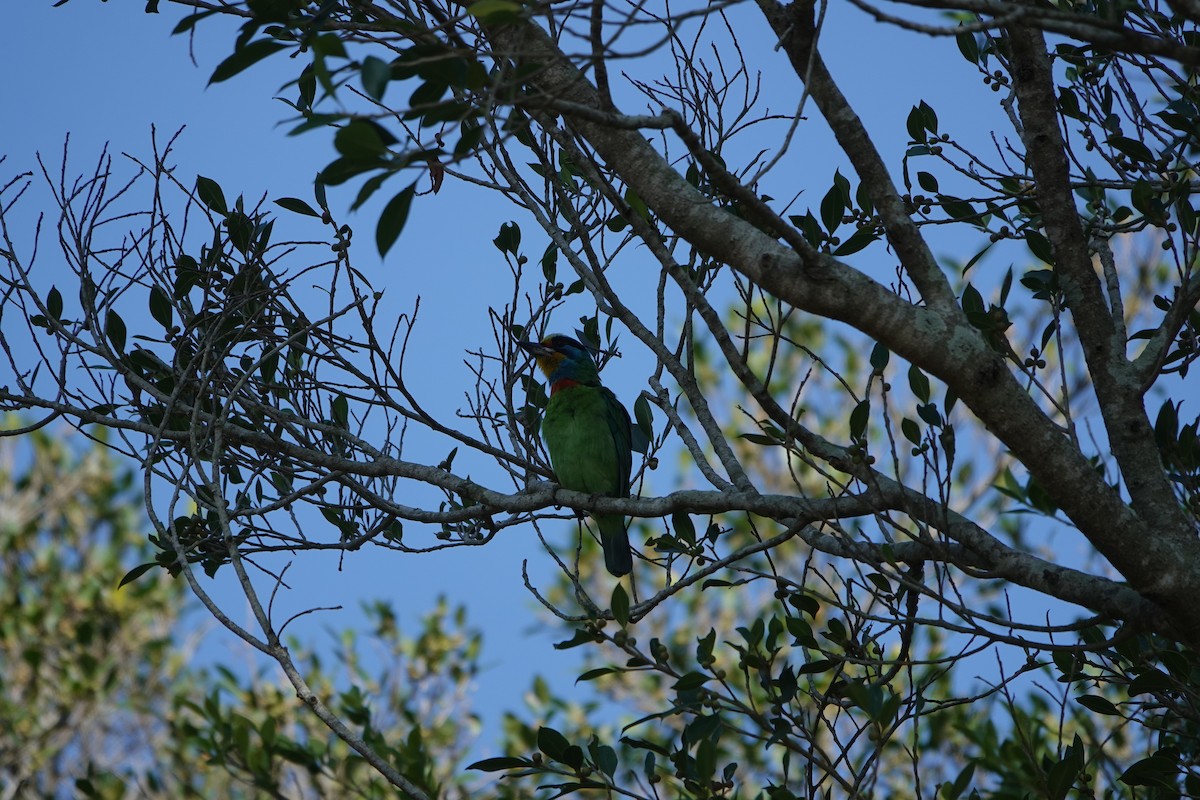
[518,333,601,389]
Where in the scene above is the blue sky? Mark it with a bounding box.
[2,0,1077,758]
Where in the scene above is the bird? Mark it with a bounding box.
[519,333,634,576]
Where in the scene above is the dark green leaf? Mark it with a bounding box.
[361,55,390,101]
[196,176,228,215]
[493,221,521,255]
[673,672,710,691]
[335,120,391,158]
[274,197,320,217]
[919,100,938,135]
[956,27,979,63]
[540,242,557,283]
[634,393,653,441]
[331,394,349,428]
[611,584,630,627]
[47,286,63,321]
[376,184,417,258]
[672,512,695,545]
[832,226,879,256]
[908,364,931,403]
[1026,229,1056,265]
[172,9,216,34]
[118,561,159,588]
[907,105,927,143]
[209,39,287,85]
[870,343,890,371]
[1076,694,1120,715]
[577,667,619,683]
[849,399,870,441]
[739,432,780,446]
[1108,135,1155,164]
[941,195,977,222]
[1119,755,1178,788]
[468,756,530,772]
[319,157,385,187]
[961,283,985,316]
[917,402,942,427]
[149,285,172,329]
[820,176,846,233]
[537,726,571,762]
[106,310,127,353]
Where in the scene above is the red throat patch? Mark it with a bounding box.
[550,377,580,394]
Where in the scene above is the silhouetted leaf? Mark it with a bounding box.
[275,197,320,217]
[210,39,287,85]
[376,184,416,257]
[196,176,228,215]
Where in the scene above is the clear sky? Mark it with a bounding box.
[2,0,1036,754]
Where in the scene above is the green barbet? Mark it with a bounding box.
[519,334,634,576]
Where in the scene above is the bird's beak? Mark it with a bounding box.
[518,340,553,358]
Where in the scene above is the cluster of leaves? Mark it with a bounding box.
[0,428,497,799]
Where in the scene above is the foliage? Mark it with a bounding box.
[0,428,487,798]
[4,0,1200,797]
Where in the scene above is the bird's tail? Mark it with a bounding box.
[597,514,632,577]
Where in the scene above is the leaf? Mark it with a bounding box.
[537,726,571,762]
[118,561,159,588]
[901,417,922,445]
[906,364,930,403]
[1076,694,1120,715]
[361,55,391,101]
[274,197,320,217]
[633,393,653,441]
[577,667,619,682]
[209,39,287,85]
[149,285,172,329]
[940,195,977,222]
[105,310,127,353]
[493,221,521,255]
[919,100,938,135]
[1026,229,1056,265]
[331,393,349,428]
[820,177,846,233]
[46,286,63,321]
[955,26,980,64]
[376,184,417,258]
[611,584,630,627]
[172,9,217,34]
[319,157,384,187]
[832,226,879,256]
[196,176,228,215]
[1119,755,1178,788]
[739,432,780,446]
[468,756,529,772]
[540,242,558,283]
[849,399,870,441]
[336,120,397,158]
[672,512,695,545]
[917,402,942,427]
[869,342,890,371]
[907,105,928,143]
[673,672,711,691]
[1108,135,1155,164]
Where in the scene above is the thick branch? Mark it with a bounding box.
[756,0,957,311]
[1006,26,1194,540]
[482,13,1200,644]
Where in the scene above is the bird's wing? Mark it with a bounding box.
[601,387,633,499]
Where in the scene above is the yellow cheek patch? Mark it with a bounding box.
[536,351,564,378]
